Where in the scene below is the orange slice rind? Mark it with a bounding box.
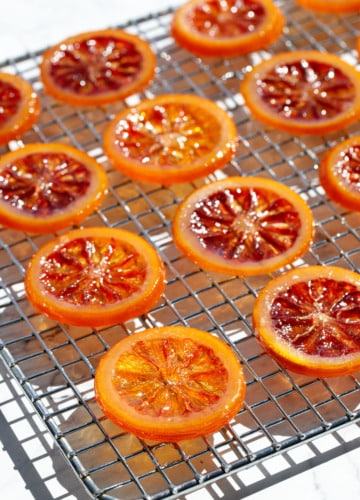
[103,94,238,184]
[24,227,166,328]
[240,50,360,135]
[171,0,285,57]
[40,29,156,106]
[95,325,246,441]
[253,265,360,377]
[0,143,108,234]
[173,176,314,276]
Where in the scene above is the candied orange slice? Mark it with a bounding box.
[0,72,40,145]
[95,325,246,441]
[253,266,360,377]
[173,176,314,276]
[24,227,166,327]
[103,94,238,184]
[0,143,108,234]
[319,135,360,212]
[294,0,360,13]
[40,29,156,106]
[240,50,360,135]
[171,0,285,57]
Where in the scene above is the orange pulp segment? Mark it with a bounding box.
[240,50,360,135]
[173,176,314,276]
[319,135,360,212]
[40,29,156,106]
[0,143,108,234]
[103,94,238,184]
[253,265,360,377]
[24,227,166,327]
[0,71,40,145]
[95,325,246,441]
[171,0,285,57]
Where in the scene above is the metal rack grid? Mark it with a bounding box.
[1,1,360,498]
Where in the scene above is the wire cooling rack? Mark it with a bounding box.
[1,1,360,499]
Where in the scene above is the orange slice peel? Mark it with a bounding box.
[240,50,360,135]
[0,71,40,145]
[103,93,238,184]
[95,325,246,442]
[0,143,108,234]
[253,265,360,377]
[319,135,360,212]
[24,227,166,328]
[40,29,156,106]
[171,0,285,57]
[173,176,314,276]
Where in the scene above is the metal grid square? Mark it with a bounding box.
[1,1,360,499]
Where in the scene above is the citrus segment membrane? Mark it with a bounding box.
[24,227,166,327]
[253,266,360,377]
[171,0,285,57]
[40,29,156,106]
[319,135,360,212]
[173,176,314,276]
[95,326,246,441]
[0,143,108,234]
[103,94,238,184]
[0,72,40,145]
[240,50,360,135]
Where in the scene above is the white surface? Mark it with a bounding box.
[1,1,360,499]
[0,0,183,62]
[2,357,360,499]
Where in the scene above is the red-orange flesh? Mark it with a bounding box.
[24,227,166,327]
[171,0,285,57]
[95,326,246,441]
[0,72,40,145]
[240,50,360,135]
[253,265,360,377]
[40,29,156,106]
[103,93,238,184]
[173,176,314,276]
[0,143,108,233]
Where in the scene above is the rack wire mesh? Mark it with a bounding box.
[1,1,360,498]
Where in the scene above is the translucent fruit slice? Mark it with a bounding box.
[319,135,360,212]
[0,72,40,145]
[0,143,108,234]
[294,0,360,13]
[24,227,166,328]
[103,94,238,184]
[240,50,360,135]
[173,176,314,276]
[40,29,156,106]
[171,0,285,57]
[253,266,360,377]
[95,325,246,442]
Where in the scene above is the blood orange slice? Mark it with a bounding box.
[171,0,285,57]
[24,227,166,328]
[103,94,238,184]
[40,29,156,107]
[294,0,360,13]
[173,176,314,276]
[253,265,360,377]
[319,135,360,212]
[0,72,40,145]
[95,325,246,442]
[0,143,108,234]
[240,50,360,135]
